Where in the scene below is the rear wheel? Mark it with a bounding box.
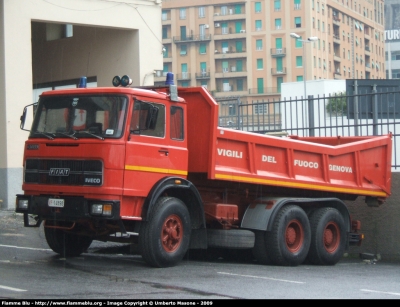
[306,207,346,265]
[266,205,311,266]
[44,227,93,257]
[139,197,191,268]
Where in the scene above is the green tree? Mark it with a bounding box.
[326,91,347,116]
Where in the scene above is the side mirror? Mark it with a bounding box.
[20,103,37,131]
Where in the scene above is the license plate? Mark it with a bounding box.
[48,198,65,208]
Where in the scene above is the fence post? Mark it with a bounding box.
[372,84,378,136]
[354,80,359,136]
[308,95,315,137]
[237,98,241,130]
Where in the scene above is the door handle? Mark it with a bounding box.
[159,149,169,156]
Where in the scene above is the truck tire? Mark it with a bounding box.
[252,230,272,264]
[44,227,93,257]
[139,197,191,268]
[306,207,346,265]
[207,229,255,249]
[265,205,311,266]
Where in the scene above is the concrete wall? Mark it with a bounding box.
[0,0,162,209]
[347,172,400,261]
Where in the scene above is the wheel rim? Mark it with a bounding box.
[161,214,183,253]
[323,222,340,253]
[285,219,304,253]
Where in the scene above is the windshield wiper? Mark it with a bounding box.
[75,130,104,140]
[33,131,54,140]
[54,131,79,140]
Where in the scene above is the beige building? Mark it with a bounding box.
[0,0,163,210]
[159,0,385,101]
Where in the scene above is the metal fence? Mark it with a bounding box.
[216,91,400,170]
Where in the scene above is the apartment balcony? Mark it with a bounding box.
[364,32,370,40]
[365,46,371,55]
[161,15,171,25]
[248,87,280,95]
[195,71,210,80]
[214,28,247,40]
[271,68,287,75]
[162,37,172,44]
[334,71,341,79]
[163,56,172,63]
[271,48,286,57]
[365,63,371,72]
[213,9,246,21]
[333,34,340,44]
[333,54,341,62]
[215,69,247,78]
[214,49,247,59]
[173,34,212,43]
[176,73,191,81]
[154,71,168,83]
[332,16,341,25]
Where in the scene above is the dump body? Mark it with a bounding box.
[178,87,392,200]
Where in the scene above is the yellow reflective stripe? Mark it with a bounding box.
[125,165,187,176]
[215,173,388,197]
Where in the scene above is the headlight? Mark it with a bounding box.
[91,204,103,215]
[18,199,29,210]
[90,203,112,216]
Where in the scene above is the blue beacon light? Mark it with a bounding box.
[78,76,87,88]
[165,72,174,85]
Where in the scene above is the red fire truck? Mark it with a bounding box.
[16,74,392,267]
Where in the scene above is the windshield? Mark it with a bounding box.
[30,95,128,139]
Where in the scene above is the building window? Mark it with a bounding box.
[162,10,168,21]
[257,59,263,69]
[222,61,230,73]
[297,76,303,81]
[274,0,281,11]
[294,0,301,10]
[200,62,207,75]
[277,77,283,93]
[198,6,205,18]
[199,44,206,54]
[295,17,301,28]
[391,52,400,60]
[221,22,228,34]
[257,78,264,94]
[256,39,263,50]
[180,45,187,56]
[255,2,261,13]
[255,20,262,31]
[237,79,244,91]
[162,27,168,39]
[179,8,186,19]
[296,56,303,67]
[221,6,228,15]
[275,18,282,29]
[295,36,302,48]
[163,46,168,58]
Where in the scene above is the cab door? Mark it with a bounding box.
[124,98,187,198]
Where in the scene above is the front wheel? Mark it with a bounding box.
[265,205,311,266]
[306,207,346,265]
[139,197,191,268]
[44,227,93,257]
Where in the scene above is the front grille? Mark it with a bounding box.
[25,159,103,186]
